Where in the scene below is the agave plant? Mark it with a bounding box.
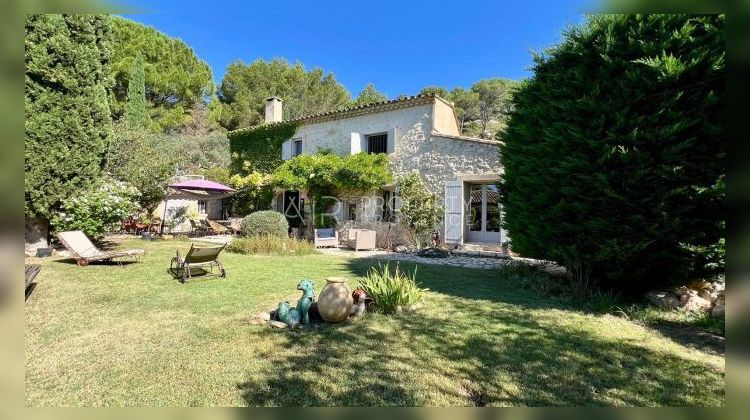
[358,262,427,313]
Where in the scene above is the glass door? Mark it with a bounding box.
[466,183,502,243]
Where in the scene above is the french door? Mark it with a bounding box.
[466,183,502,243]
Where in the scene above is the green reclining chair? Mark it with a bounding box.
[168,243,226,283]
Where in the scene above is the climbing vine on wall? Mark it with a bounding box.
[227,121,301,175]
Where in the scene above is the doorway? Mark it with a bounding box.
[466,183,502,243]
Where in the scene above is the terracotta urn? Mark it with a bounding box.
[317,277,353,323]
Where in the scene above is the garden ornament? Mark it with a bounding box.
[296,279,315,325]
[276,301,300,327]
[350,287,369,318]
[275,279,316,328]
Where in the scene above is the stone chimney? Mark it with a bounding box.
[265,96,283,123]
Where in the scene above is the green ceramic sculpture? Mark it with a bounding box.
[296,279,315,325]
[276,279,315,328]
[276,301,300,327]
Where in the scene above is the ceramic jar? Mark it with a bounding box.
[317,277,353,323]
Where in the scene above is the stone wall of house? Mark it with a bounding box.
[291,104,434,157]
[392,134,501,197]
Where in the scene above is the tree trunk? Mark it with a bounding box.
[25,217,49,255]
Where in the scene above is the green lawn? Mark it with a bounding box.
[25,238,725,406]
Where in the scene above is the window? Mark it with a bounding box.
[366,133,388,154]
[347,203,357,221]
[197,200,207,215]
[293,139,303,157]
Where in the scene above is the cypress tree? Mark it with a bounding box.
[124,53,147,130]
[25,14,114,245]
[500,14,725,295]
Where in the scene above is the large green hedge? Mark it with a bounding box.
[227,121,300,174]
[25,14,114,223]
[500,14,724,295]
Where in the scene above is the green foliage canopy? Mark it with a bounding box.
[110,17,214,132]
[500,14,725,294]
[216,58,350,130]
[25,14,113,222]
[352,83,389,107]
[105,126,178,211]
[272,153,392,197]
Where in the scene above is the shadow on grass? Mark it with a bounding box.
[235,258,724,406]
[52,258,139,266]
[647,319,725,355]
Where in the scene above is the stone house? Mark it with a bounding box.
[247,94,505,248]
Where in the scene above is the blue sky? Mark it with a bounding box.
[119,0,592,97]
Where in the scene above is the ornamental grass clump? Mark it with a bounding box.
[226,235,316,256]
[358,262,426,313]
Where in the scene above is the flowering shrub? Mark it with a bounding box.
[52,180,140,239]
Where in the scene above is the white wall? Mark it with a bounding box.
[289,104,434,156]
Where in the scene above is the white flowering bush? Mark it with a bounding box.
[52,180,140,239]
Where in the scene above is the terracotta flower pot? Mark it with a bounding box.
[317,277,353,323]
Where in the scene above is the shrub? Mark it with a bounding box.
[240,210,289,237]
[395,173,442,248]
[358,262,427,313]
[500,15,725,295]
[226,235,316,256]
[51,179,140,240]
[496,262,570,298]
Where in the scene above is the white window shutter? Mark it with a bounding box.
[350,133,362,154]
[282,140,292,160]
[387,127,399,154]
[444,180,463,245]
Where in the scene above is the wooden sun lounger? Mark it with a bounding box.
[56,231,144,266]
[25,264,40,301]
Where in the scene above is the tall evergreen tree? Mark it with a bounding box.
[25,14,113,246]
[500,14,725,295]
[124,53,147,130]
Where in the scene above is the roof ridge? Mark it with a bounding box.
[228,93,443,135]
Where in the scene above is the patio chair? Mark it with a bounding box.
[56,231,144,266]
[190,219,209,236]
[344,229,376,252]
[314,228,339,248]
[168,243,226,283]
[205,219,232,235]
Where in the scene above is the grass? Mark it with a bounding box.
[226,235,317,256]
[25,238,724,406]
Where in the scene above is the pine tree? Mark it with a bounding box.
[124,53,147,130]
[352,83,388,107]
